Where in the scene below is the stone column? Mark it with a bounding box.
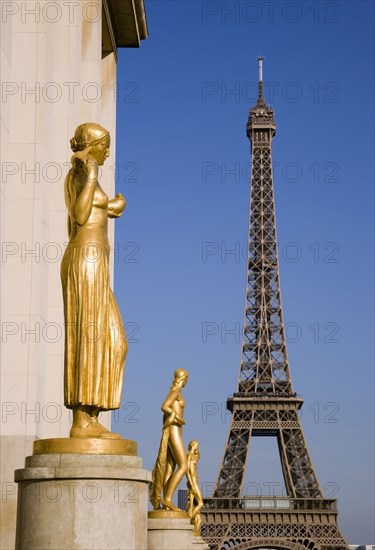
[1,4,116,545]
[15,449,151,550]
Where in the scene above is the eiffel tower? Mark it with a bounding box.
[201,58,348,550]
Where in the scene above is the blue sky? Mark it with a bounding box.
[110,1,374,543]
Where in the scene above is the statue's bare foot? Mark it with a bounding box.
[70,421,121,439]
[162,499,182,512]
[93,421,122,439]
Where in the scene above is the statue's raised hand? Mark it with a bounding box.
[85,157,99,181]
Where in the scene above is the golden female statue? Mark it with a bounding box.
[150,368,189,511]
[186,440,204,535]
[61,123,127,439]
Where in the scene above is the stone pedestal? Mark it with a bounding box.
[15,451,152,549]
[192,535,210,549]
[148,512,194,550]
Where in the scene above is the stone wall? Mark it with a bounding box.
[1,2,117,547]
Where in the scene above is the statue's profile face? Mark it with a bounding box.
[189,441,198,452]
[90,137,110,166]
[173,368,189,387]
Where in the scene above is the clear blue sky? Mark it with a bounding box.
[111,1,374,543]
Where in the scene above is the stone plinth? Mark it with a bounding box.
[148,512,194,550]
[192,535,210,549]
[15,452,152,549]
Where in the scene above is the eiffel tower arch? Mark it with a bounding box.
[200,58,348,550]
[222,541,317,550]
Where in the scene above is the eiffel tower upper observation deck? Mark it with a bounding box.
[200,57,348,550]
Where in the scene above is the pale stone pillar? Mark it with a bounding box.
[0,2,117,546]
[1,0,146,546]
[15,453,151,550]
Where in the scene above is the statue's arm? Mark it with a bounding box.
[64,176,72,238]
[161,389,179,415]
[67,215,72,238]
[71,160,98,225]
[186,455,194,486]
[161,389,185,425]
[108,193,126,218]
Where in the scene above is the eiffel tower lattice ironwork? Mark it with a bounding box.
[201,57,348,550]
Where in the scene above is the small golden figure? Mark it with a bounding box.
[186,440,204,535]
[150,369,189,511]
[61,123,127,439]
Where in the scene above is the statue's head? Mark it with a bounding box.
[188,440,199,452]
[173,368,189,388]
[70,123,110,166]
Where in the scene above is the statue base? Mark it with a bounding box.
[33,437,137,455]
[147,511,194,550]
[148,508,188,519]
[15,451,151,549]
[192,535,210,549]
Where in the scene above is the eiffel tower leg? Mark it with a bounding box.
[214,414,252,499]
[277,410,322,498]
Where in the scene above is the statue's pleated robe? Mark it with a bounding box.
[61,177,127,410]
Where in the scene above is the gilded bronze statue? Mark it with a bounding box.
[186,440,204,535]
[150,368,189,511]
[61,123,127,439]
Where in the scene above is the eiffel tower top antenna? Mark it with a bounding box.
[257,54,264,101]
